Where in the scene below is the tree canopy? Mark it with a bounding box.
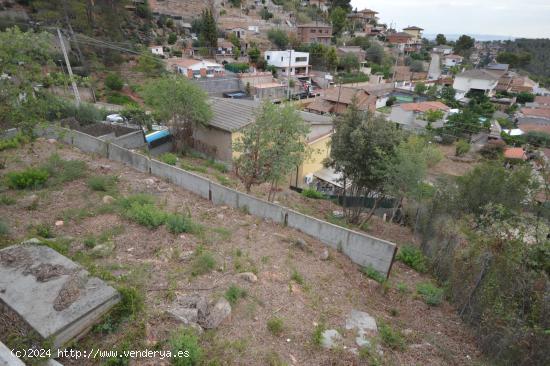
[141,76,212,152]
[435,34,447,45]
[233,102,310,199]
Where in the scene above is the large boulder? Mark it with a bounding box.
[199,297,231,329]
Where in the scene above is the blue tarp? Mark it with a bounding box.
[145,129,170,144]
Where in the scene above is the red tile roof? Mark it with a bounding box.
[400,101,450,112]
[535,96,550,105]
[521,108,550,119]
[504,147,527,160]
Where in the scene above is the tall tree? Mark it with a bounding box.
[141,76,212,152]
[199,8,218,54]
[435,33,447,45]
[325,99,403,224]
[329,0,352,12]
[330,7,348,36]
[454,34,475,56]
[233,102,310,200]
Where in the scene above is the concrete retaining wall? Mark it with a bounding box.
[150,159,210,200]
[72,130,108,157]
[113,130,146,150]
[108,143,150,173]
[24,127,397,277]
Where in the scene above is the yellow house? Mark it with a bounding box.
[402,26,423,43]
[192,97,334,187]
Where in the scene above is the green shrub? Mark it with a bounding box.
[105,73,124,91]
[94,285,145,334]
[224,285,247,305]
[107,92,137,106]
[455,139,470,156]
[83,236,97,248]
[224,62,250,73]
[378,322,406,350]
[165,213,202,235]
[5,168,49,189]
[117,194,156,210]
[215,174,233,187]
[87,175,118,191]
[396,245,428,272]
[124,202,166,229]
[0,133,29,152]
[301,188,325,199]
[191,246,216,276]
[361,265,386,283]
[34,223,54,238]
[267,317,284,336]
[170,328,202,366]
[180,163,208,174]
[159,153,178,166]
[42,154,87,185]
[416,282,444,306]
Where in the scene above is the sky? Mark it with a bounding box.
[350,0,550,39]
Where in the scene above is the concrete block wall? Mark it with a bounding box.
[113,130,146,150]
[28,127,397,277]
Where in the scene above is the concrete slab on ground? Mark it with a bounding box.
[0,241,120,349]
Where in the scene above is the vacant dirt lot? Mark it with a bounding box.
[0,140,484,365]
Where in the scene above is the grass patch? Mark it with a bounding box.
[83,236,97,248]
[215,173,233,187]
[396,282,409,294]
[190,246,216,276]
[159,153,178,166]
[378,322,406,350]
[42,154,87,185]
[361,265,386,284]
[5,167,49,189]
[39,238,71,256]
[94,285,144,334]
[301,188,325,199]
[0,220,9,236]
[33,223,54,238]
[359,342,383,365]
[396,245,428,273]
[224,285,247,305]
[311,322,326,348]
[0,195,16,205]
[87,175,118,192]
[416,282,444,306]
[180,162,208,174]
[264,351,287,366]
[170,328,203,366]
[267,317,284,336]
[205,159,228,173]
[290,269,305,285]
[124,202,166,228]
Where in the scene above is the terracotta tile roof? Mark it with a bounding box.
[521,108,550,119]
[297,23,332,28]
[504,147,527,160]
[403,26,423,30]
[535,96,550,105]
[400,101,450,112]
[517,123,550,134]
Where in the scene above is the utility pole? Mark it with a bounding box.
[287,49,292,100]
[57,28,81,107]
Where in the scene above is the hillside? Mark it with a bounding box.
[0,139,483,365]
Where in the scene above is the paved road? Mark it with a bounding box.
[428,53,441,80]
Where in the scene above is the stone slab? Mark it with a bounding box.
[0,341,25,366]
[0,243,120,349]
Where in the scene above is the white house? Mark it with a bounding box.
[150,45,164,57]
[443,54,463,67]
[169,58,224,79]
[432,45,453,55]
[453,69,500,97]
[264,50,310,76]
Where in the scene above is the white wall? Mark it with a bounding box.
[453,76,497,94]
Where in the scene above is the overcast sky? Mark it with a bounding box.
[350,0,550,39]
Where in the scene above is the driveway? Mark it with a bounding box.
[428,53,441,80]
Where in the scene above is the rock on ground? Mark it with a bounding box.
[199,297,232,329]
[345,310,378,347]
[236,272,258,283]
[321,329,343,349]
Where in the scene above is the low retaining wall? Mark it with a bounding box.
[28,127,397,276]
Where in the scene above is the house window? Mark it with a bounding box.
[281,57,284,62]
[295,57,307,62]
[311,29,316,33]
[266,55,270,60]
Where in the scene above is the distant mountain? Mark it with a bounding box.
[424,33,516,42]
